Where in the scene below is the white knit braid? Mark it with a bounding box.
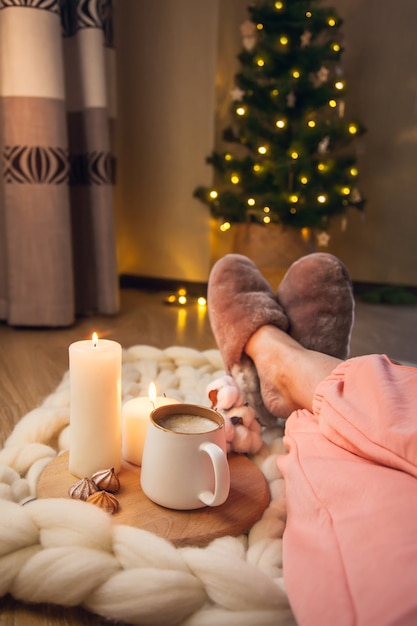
[0,345,296,626]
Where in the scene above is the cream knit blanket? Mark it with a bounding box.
[0,345,296,626]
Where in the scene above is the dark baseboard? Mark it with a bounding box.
[352,281,417,305]
[119,274,208,296]
[119,274,417,305]
[353,281,416,294]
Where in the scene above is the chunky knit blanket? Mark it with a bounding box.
[0,345,296,626]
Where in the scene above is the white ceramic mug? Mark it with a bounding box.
[140,403,230,510]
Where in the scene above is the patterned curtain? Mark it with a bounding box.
[0,0,119,326]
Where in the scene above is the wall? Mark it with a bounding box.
[114,0,219,282]
[324,0,417,285]
[115,0,417,287]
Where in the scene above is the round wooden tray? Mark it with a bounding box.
[37,451,270,547]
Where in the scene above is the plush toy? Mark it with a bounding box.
[207,375,263,455]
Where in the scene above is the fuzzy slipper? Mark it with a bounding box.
[208,254,289,426]
[277,252,355,359]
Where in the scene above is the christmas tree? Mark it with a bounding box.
[194,0,366,242]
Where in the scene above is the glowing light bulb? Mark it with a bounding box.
[247,198,256,206]
[289,194,299,203]
[317,163,326,171]
[317,194,327,204]
[197,296,207,306]
[178,288,187,297]
[350,167,358,176]
[341,186,351,195]
[263,215,271,224]
[307,119,316,128]
[306,11,312,18]
[275,1,284,9]
[167,294,176,303]
[328,17,336,26]
[231,174,240,184]
[291,151,299,160]
[224,153,232,161]
[300,175,308,184]
[280,36,288,45]
[257,58,265,67]
[301,227,311,241]
[209,190,218,199]
[178,295,187,305]
[348,123,358,134]
[329,99,337,108]
[263,206,270,213]
[332,43,341,52]
[220,221,231,232]
[257,23,263,30]
[258,145,268,154]
[253,164,261,172]
[236,106,246,116]
[276,119,286,128]
[335,81,344,90]
[292,70,301,79]
[271,88,279,96]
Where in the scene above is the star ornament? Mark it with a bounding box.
[317,231,331,247]
[230,86,245,101]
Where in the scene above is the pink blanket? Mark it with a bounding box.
[278,355,417,626]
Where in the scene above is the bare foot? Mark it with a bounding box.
[245,326,302,418]
[245,325,341,415]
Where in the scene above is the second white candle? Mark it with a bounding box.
[122,382,178,466]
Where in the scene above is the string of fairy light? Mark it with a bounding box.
[194,0,365,238]
[165,287,207,308]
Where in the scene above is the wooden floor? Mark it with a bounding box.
[0,288,218,452]
[0,286,416,625]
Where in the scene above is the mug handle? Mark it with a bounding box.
[198,441,230,506]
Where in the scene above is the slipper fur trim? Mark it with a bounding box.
[208,254,288,373]
[208,254,289,426]
[277,252,354,359]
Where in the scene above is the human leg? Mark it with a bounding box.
[245,324,341,416]
[208,252,353,423]
[208,252,417,625]
[278,355,417,626]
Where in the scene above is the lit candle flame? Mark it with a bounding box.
[149,382,157,409]
[92,332,98,348]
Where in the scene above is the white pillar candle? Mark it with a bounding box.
[69,333,122,478]
[122,382,178,466]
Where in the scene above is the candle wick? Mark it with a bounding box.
[151,401,156,410]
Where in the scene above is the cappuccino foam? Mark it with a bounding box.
[160,414,218,434]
